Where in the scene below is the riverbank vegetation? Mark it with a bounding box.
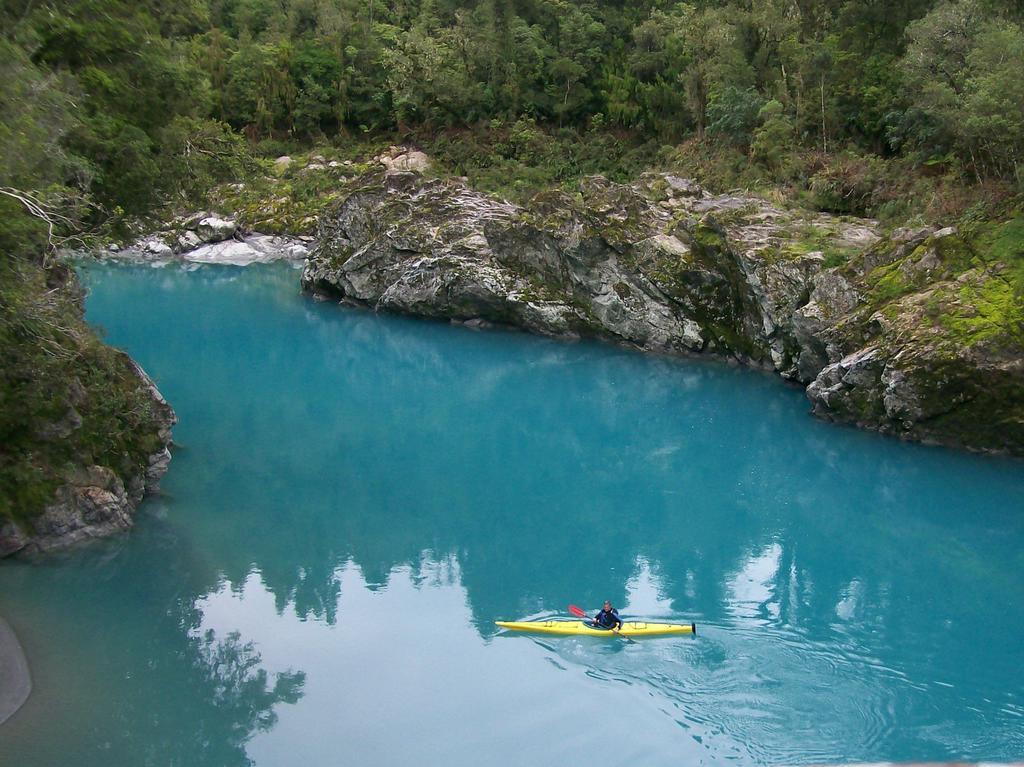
[0,254,170,528]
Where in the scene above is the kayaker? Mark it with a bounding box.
[592,600,623,631]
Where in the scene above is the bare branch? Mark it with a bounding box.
[0,186,77,265]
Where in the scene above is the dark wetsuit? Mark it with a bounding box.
[593,607,622,630]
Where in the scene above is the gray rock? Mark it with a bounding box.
[175,230,202,253]
[301,168,1022,454]
[303,172,869,367]
[196,216,237,243]
[806,346,885,417]
[185,235,308,265]
[664,175,703,197]
[0,616,31,725]
[376,147,432,174]
[180,210,212,229]
[791,270,862,381]
[35,407,82,441]
[139,236,173,258]
[303,173,721,354]
[0,360,176,558]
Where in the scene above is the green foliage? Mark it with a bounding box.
[0,198,50,262]
[0,40,77,190]
[752,100,795,171]
[2,0,1023,231]
[900,1,1024,181]
[419,123,660,202]
[0,256,167,525]
[707,87,764,146]
[157,117,256,205]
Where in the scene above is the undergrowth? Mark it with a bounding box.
[0,250,167,526]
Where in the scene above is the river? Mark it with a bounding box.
[1,262,1022,766]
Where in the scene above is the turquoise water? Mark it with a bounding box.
[2,262,1023,766]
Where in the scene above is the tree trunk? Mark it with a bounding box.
[820,76,827,155]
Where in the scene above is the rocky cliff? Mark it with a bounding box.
[0,261,177,557]
[301,156,1023,455]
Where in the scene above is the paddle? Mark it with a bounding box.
[569,604,634,643]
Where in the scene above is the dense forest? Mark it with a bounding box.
[2,0,1024,244]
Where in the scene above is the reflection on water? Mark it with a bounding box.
[0,523,305,767]
[1,263,1022,766]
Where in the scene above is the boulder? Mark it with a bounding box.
[139,236,173,258]
[196,216,237,243]
[375,146,433,174]
[175,230,203,253]
[185,234,308,265]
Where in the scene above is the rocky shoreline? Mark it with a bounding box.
[0,216,306,559]
[103,213,310,267]
[5,149,1018,562]
[301,155,1023,456]
[0,359,176,557]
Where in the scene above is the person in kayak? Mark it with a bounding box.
[592,600,623,631]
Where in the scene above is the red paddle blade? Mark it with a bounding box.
[568,604,588,619]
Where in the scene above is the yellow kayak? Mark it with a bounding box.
[495,619,695,637]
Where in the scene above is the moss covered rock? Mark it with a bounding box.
[302,155,1022,455]
[803,220,1024,453]
[0,258,176,556]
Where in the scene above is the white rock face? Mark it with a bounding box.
[139,236,173,257]
[175,230,202,252]
[274,155,293,173]
[184,235,309,265]
[196,216,237,243]
[376,147,432,173]
[116,231,308,266]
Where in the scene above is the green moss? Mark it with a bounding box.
[691,222,728,251]
[774,221,861,267]
[990,217,1024,256]
[938,278,1024,347]
[931,233,975,274]
[977,216,1024,281]
[899,216,1024,349]
[868,262,913,304]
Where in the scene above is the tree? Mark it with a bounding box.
[224,40,296,137]
[900,0,1024,179]
[752,99,795,171]
[707,86,765,146]
[960,22,1024,180]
